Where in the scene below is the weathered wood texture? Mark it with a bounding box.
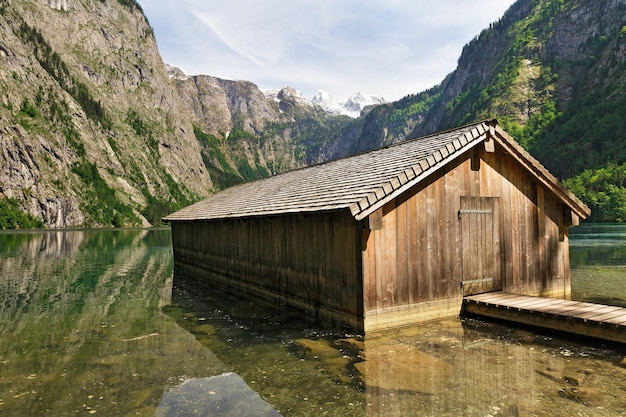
[463,292,626,344]
[361,143,572,332]
[460,196,500,296]
[170,211,364,330]
[166,120,590,334]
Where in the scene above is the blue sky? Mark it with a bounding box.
[141,1,516,102]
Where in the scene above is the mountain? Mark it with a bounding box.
[2,0,626,227]
[319,0,625,162]
[409,0,626,181]
[310,90,386,118]
[0,1,346,228]
[262,88,386,118]
[167,70,354,187]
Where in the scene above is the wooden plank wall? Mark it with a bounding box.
[170,210,364,330]
[170,142,572,333]
[362,143,571,331]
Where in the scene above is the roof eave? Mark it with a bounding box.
[164,205,354,223]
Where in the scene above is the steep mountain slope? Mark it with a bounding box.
[324,0,625,174]
[0,0,211,227]
[410,0,626,181]
[1,0,355,229]
[168,68,354,189]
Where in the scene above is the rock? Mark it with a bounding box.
[334,337,364,354]
[158,373,282,417]
[47,0,68,11]
[562,366,591,386]
[192,323,216,335]
[558,386,602,406]
[507,401,535,417]
[0,1,213,227]
[536,369,562,383]
[293,338,340,360]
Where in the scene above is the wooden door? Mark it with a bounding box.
[460,197,501,296]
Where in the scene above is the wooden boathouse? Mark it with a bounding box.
[164,119,590,333]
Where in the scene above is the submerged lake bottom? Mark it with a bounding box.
[169,276,626,417]
[0,227,625,416]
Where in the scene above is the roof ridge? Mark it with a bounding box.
[349,121,490,219]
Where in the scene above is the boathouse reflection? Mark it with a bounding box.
[170,274,613,416]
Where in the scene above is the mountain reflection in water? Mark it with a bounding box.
[0,228,625,416]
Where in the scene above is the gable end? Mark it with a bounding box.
[351,123,490,220]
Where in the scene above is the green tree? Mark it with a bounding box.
[0,197,45,229]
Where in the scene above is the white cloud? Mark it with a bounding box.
[142,0,516,101]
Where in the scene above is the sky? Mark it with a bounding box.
[141,1,516,102]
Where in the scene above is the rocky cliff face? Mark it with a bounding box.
[167,67,354,189]
[409,0,626,139]
[169,67,281,136]
[0,0,211,227]
[546,0,626,102]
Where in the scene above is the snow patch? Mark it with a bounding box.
[165,64,189,81]
[264,88,386,118]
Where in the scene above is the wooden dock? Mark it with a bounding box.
[463,292,626,344]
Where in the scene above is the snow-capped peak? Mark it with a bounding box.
[263,86,311,107]
[344,92,387,116]
[165,64,189,81]
[312,90,386,117]
[311,90,343,115]
[264,88,386,118]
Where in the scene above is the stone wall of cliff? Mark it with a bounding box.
[0,0,212,227]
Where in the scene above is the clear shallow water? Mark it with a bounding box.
[570,223,626,307]
[1,228,625,416]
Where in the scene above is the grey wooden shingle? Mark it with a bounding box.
[163,120,589,222]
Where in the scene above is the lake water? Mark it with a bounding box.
[0,226,625,416]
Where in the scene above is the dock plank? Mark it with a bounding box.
[570,306,621,320]
[586,310,626,323]
[467,292,518,304]
[602,314,626,325]
[512,299,572,310]
[463,292,626,344]
[539,303,595,315]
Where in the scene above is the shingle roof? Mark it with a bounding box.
[164,120,590,222]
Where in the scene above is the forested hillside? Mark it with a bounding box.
[451,0,626,222]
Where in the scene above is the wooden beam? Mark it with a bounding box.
[464,300,626,344]
[485,124,495,152]
[463,292,626,344]
[471,147,480,171]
